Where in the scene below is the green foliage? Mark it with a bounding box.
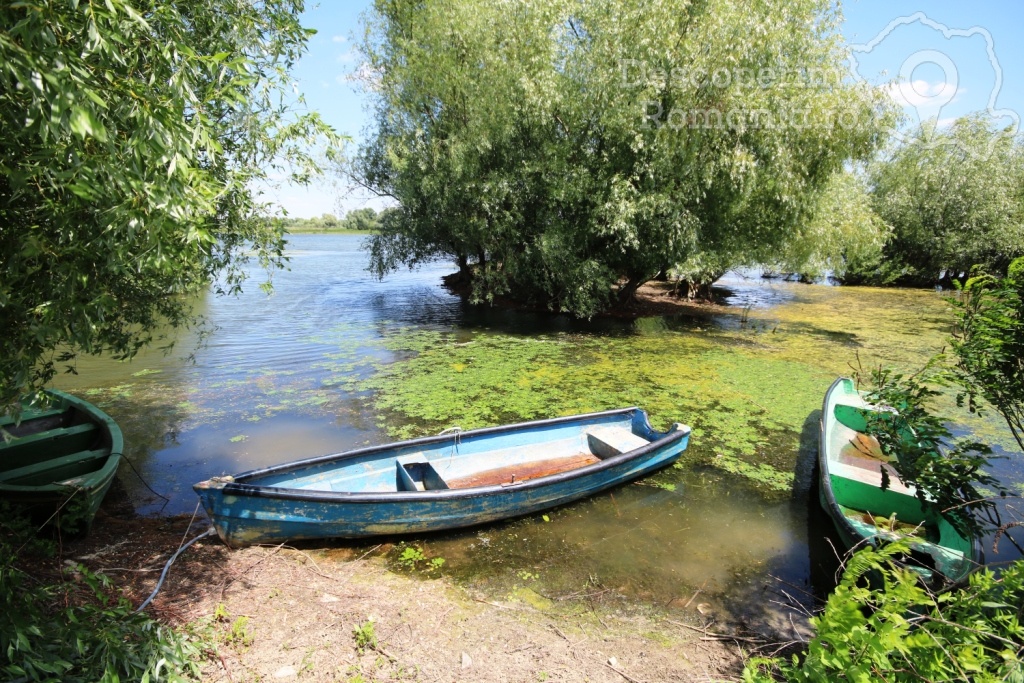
[744,541,1024,682]
[0,548,205,682]
[393,544,445,573]
[355,0,892,316]
[225,617,253,649]
[854,116,1024,286]
[211,603,252,648]
[950,258,1024,453]
[352,620,377,654]
[776,171,890,281]
[397,545,426,569]
[0,0,342,410]
[861,366,997,538]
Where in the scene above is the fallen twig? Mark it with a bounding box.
[604,660,643,683]
[472,597,518,610]
[666,619,766,644]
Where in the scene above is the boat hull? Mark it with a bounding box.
[818,378,982,587]
[0,390,124,534]
[195,408,690,547]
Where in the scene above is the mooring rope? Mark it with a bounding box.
[134,518,215,613]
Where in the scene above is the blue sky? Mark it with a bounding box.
[271,1,1024,218]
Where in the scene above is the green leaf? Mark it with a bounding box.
[69,106,107,141]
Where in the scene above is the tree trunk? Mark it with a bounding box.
[616,274,650,307]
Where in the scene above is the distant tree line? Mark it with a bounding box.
[283,207,395,234]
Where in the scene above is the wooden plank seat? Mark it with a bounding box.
[585,426,649,457]
[831,423,914,495]
[0,422,100,470]
[0,407,72,436]
[0,448,110,486]
[445,453,601,489]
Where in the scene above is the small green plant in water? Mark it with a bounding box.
[398,545,426,569]
[394,545,445,573]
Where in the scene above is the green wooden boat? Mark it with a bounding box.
[0,390,123,534]
[819,378,982,587]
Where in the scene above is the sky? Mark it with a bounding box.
[269,1,1024,218]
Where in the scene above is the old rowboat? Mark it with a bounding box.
[0,390,124,534]
[195,407,690,547]
[819,378,982,587]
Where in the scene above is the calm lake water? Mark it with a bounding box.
[52,233,1023,624]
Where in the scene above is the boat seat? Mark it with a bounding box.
[585,426,650,458]
[0,448,110,486]
[831,421,914,495]
[0,422,100,470]
[395,454,450,492]
[0,406,70,433]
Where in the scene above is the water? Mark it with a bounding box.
[51,233,1024,624]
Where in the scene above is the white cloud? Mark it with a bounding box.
[331,35,346,44]
[884,79,961,108]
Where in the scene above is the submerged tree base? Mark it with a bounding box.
[442,272,732,319]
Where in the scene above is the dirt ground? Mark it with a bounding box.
[39,511,773,682]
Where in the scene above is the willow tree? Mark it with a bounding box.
[854,116,1024,286]
[0,0,340,409]
[355,0,893,316]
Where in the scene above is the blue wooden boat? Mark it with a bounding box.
[194,407,690,547]
[819,378,982,587]
[0,389,123,535]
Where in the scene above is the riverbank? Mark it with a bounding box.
[46,511,750,682]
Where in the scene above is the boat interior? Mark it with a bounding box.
[827,400,974,577]
[258,421,655,493]
[396,425,651,491]
[0,402,107,486]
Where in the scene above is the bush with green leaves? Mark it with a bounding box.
[860,366,998,539]
[0,0,341,410]
[744,540,1024,683]
[951,257,1024,453]
[0,547,206,682]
